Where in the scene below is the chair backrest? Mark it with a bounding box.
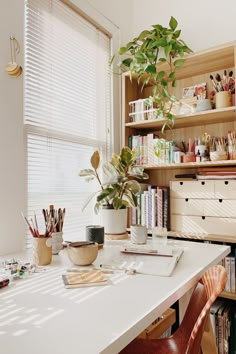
[186,264,227,354]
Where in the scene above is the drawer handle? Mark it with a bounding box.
[224,181,228,185]
[185,198,189,202]
[219,199,223,203]
[180,182,183,186]
[201,181,205,185]
[202,216,205,220]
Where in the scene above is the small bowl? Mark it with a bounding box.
[67,242,98,266]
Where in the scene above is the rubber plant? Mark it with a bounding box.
[79,146,149,212]
[113,16,192,131]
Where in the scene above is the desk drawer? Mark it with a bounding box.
[170,181,215,198]
[172,199,236,217]
[214,180,236,199]
[138,308,176,339]
[171,198,204,216]
[171,215,236,236]
[203,199,236,217]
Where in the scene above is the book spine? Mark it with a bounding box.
[225,256,231,292]
[230,255,235,293]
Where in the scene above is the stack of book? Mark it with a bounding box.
[210,299,236,354]
[129,184,169,229]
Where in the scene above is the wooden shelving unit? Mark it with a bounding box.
[122,41,236,303]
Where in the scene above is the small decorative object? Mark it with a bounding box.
[79,147,149,238]
[4,35,22,77]
[130,225,147,244]
[111,17,192,131]
[86,225,104,246]
[66,241,98,266]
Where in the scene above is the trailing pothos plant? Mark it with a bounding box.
[79,146,149,212]
[112,16,192,131]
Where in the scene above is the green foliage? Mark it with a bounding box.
[113,16,192,130]
[79,147,149,212]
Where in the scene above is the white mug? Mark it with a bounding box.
[130,225,147,244]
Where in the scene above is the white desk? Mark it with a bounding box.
[0,240,230,354]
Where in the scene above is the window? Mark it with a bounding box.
[24,0,112,244]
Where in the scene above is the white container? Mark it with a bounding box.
[51,232,63,255]
[100,208,127,235]
[130,225,147,244]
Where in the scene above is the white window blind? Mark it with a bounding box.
[24,0,112,245]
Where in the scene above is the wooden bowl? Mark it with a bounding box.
[67,242,98,266]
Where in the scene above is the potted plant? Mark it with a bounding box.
[79,146,149,236]
[111,16,192,131]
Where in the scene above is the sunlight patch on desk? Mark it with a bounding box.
[33,308,64,325]
[12,329,28,336]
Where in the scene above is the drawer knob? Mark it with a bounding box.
[180,182,183,186]
[219,199,223,203]
[201,181,205,185]
[224,181,229,185]
[202,216,205,220]
[185,198,189,202]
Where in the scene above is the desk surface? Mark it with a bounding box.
[0,240,230,354]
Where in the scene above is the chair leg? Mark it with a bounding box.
[201,315,217,354]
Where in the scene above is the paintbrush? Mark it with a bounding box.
[210,74,218,92]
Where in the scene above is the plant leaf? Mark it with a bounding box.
[125,180,141,194]
[173,59,185,68]
[118,46,128,55]
[169,16,178,31]
[145,65,156,74]
[90,151,100,170]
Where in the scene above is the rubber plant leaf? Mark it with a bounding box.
[90,150,100,170]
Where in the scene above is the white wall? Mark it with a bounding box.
[0,0,25,254]
[131,0,236,52]
[88,0,134,45]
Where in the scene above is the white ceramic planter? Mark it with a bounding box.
[100,208,127,235]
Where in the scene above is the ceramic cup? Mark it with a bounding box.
[32,237,52,266]
[86,225,104,245]
[130,225,147,244]
[51,232,63,255]
[215,91,232,109]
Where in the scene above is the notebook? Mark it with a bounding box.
[62,269,109,289]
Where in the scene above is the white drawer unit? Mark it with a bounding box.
[170,180,236,237]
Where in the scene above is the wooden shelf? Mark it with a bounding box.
[167,231,236,244]
[123,41,236,83]
[139,159,236,171]
[125,106,236,131]
[220,291,236,300]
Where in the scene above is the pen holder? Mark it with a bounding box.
[32,237,52,266]
[51,232,63,255]
[182,153,196,163]
[228,145,236,160]
[215,91,232,109]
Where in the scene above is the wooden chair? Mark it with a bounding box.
[119,265,227,354]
